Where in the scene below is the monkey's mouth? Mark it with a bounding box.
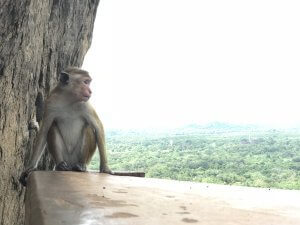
[82,95,91,101]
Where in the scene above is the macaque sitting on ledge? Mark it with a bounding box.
[20,67,113,186]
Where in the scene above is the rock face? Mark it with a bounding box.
[0,1,100,224]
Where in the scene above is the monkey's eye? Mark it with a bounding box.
[83,80,91,85]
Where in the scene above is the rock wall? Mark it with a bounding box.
[0,1,100,224]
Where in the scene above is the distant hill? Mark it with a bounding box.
[105,122,300,138]
[174,122,262,135]
[184,122,256,129]
[106,122,264,137]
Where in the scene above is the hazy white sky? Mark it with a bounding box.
[83,0,300,129]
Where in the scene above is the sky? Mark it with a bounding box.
[83,0,300,129]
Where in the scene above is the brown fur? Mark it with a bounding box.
[64,67,90,77]
[19,67,112,186]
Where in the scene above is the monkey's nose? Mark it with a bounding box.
[87,87,92,95]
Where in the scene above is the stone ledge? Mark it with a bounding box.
[25,171,300,225]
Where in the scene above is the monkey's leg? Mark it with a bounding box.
[71,127,96,172]
[47,123,72,171]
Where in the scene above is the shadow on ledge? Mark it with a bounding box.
[25,171,300,225]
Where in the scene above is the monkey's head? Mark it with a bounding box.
[59,67,92,102]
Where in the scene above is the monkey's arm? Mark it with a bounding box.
[95,122,111,173]
[20,112,54,186]
[29,120,53,167]
[86,107,113,174]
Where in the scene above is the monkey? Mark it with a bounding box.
[19,67,113,186]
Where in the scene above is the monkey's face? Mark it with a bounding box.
[59,70,93,103]
[76,77,92,102]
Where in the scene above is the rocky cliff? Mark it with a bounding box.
[0,1,100,224]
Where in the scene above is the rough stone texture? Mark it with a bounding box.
[26,171,300,225]
[0,1,100,224]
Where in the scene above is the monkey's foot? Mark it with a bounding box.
[100,165,114,175]
[72,163,87,172]
[55,161,72,171]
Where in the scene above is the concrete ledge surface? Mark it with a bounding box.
[25,171,300,225]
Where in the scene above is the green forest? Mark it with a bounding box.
[88,122,300,190]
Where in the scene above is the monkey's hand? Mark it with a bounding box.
[28,119,39,131]
[100,165,114,175]
[19,168,36,187]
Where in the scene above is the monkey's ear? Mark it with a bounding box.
[60,72,70,85]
